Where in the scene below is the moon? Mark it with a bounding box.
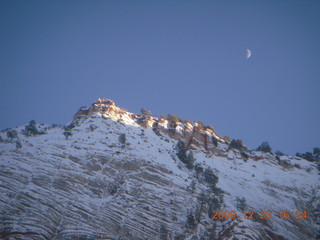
[246,49,252,59]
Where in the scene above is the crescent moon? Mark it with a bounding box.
[246,49,252,59]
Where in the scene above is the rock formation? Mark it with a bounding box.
[0,98,319,239]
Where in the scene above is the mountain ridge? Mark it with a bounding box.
[0,98,319,239]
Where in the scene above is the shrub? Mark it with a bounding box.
[188,180,196,193]
[197,122,205,129]
[229,139,245,151]
[16,141,22,149]
[108,182,120,195]
[89,124,98,132]
[240,151,249,159]
[294,164,301,169]
[167,114,181,123]
[140,129,145,136]
[152,122,162,136]
[119,133,126,147]
[141,108,151,116]
[64,122,75,131]
[223,136,231,143]
[194,163,204,178]
[203,167,218,189]
[63,131,72,140]
[256,141,272,153]
[159,114,166,120]
[7,129,18,141]
[296,150,318,162]
[212,186,224,195]
[152,127,162,136]
[280,159,292,168]
[205,125,214,132]
[236,197,247,211]
[313,147,320,161]
[275,150,284,156]
[302,152,314,162]
[207,197,223,217]
[211,136,218,147]
[186,213,196,230]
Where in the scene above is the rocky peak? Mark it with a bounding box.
[74,98,228,154]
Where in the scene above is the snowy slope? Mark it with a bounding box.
[0,99,319,240]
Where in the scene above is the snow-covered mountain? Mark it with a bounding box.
[0,98,319,240]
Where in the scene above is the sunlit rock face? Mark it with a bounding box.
[74,98,226,152]
[0,98,319,240]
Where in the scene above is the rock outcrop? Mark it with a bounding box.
[74,98,227,154]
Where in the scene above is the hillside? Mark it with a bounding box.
[0,98,319,240]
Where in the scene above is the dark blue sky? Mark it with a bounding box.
[1,0,319,155]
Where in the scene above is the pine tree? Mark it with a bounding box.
[194,163,204,178]
[176,140,187,162]
[63,131,72,140]
[186,151,195,170]
[229,139,245,151]
[23,120,39,136]
[236,197,247,211]
[203,167,218,190]
[313,147,320,161]
[7,129,18,141]
[256,141,272,153]
[176,141,196,170]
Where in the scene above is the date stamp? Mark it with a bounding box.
[211,210,307,220]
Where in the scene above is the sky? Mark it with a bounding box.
[1,0,319,155]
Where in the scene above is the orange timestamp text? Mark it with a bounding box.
[211,210,307,220]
